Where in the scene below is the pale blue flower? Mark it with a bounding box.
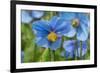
[21,10,44,23]
[59,12,90,41]
[32,11,44,19]
[62,40,87,58]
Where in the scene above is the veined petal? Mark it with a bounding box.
[77,22,89,41]
[64,22,76,37]
[59,12,76,20]
[55,19,72,35]
[49,16,60,29]
[21,10,32,23]
[78,13,90,28]
[49,38,62,50]
[61,51,74,59]
[32,11,44,19]
[82,41,88,56]
[34,30,49,37]
[76,41,87,57]
[63,40,75,53]
[76,41,81,57]
[32,20,51,32]
[35,37,49,48]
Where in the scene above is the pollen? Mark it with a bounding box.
[47,32,58,42]
[72,18,79,27]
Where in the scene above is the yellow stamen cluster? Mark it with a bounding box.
[47,32,58,42]
[72,19,79,27]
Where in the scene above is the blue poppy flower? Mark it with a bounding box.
[21,10,44,23]
[32,16,74,50]
[32,11,44,19]
[21,10,32,23]
[62,40,87,58]
[59,12,90,41]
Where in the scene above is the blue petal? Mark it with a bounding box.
[65,51,70,58]
[32,20,51,32]
[32,11,44,19]
[76,41,81,57]
[55,19,75,37]
[49,38,62,50]
[21,10,32,23]
[76,41,87,57]
[59,12,76,20]
[78,13,90,28]
[82,41,88,56]
[34,30,49,37]
[68,51,75,58]
[63,40,75,58]
[32,20,51,37]
[67,51,75,59]
[77,22,89,41]
[63,40,75,53]
[49,16,60,29]
[36,37,49,48]
[63,21,76,37]
[61,51,69,58]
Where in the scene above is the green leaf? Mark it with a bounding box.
[24,43,35,62]
[21,23,39,62]
[84,40,90,59]
[39,49,51,62]
[21,23,34,50]
[54,48,66,61]
[42,12,55,21]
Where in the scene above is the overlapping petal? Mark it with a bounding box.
[63,40,75,52]
[77,13,90,28]
[21,11,32,23]
[32,20,50,37]
[32,11,44,19]
[63,21,76,37]
[35,37,49,48]
[77,22,88,41]
[49,38,62,50]
[76,41,88,57]
[59,12,76,20]
[21,10,44,24]
[63,40,75,58]
[63,40,88,58]
[49,16,60,29]
[32,16,72,50]
[50,17,76,37]
[59,12,89,41]
[55,19,70,32]
[81,41,87,56]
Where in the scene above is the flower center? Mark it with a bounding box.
[72,18,80,28]
[47,32,58,42]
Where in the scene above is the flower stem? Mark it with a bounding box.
[49,48,55,61]
[53,50,55,61]
[80,41,82,59]
[48,48,51,61]
[75,42,78,60]
[50,12,53,19]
